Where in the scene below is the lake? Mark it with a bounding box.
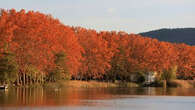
[0,87,195,110]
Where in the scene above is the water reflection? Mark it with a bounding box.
[0,87,195,108]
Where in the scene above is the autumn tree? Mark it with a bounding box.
[73,27,113,80]
[0,9,83,84]
[176,44,195,79]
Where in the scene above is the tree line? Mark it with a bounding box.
[0,9,194,85]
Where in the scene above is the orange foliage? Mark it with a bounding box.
[0,9,194,80]
[73,27,113,79]
[0,9,83,76]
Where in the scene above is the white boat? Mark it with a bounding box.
[0,85,8,89]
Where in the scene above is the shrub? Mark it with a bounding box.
[160,66,177,81]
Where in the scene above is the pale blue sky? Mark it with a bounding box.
[1,0,195,33]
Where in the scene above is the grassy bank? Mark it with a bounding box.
[168,80,195,88]
[43,80,139,88]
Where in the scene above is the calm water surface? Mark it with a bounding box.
[0,87,195,110]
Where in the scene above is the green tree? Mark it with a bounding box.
[48,52,70,82]
[24,65,44,84]
[0,52,19,84]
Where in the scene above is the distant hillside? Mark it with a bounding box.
[139,28,195,45]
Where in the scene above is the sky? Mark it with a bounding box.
[1,0,195,33]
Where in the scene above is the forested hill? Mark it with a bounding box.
[139,28,195,45]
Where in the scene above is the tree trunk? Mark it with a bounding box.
[17,77,19,86]
[19,75,22,85]
[163,80,167,88]
[30,77,32,85]
[23,73,26,85]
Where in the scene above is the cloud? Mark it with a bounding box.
[149,0,195,5]
[106,8,116,14]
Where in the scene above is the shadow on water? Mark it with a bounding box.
[0,87,195,108]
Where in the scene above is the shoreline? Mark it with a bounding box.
[10,80,195,89]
